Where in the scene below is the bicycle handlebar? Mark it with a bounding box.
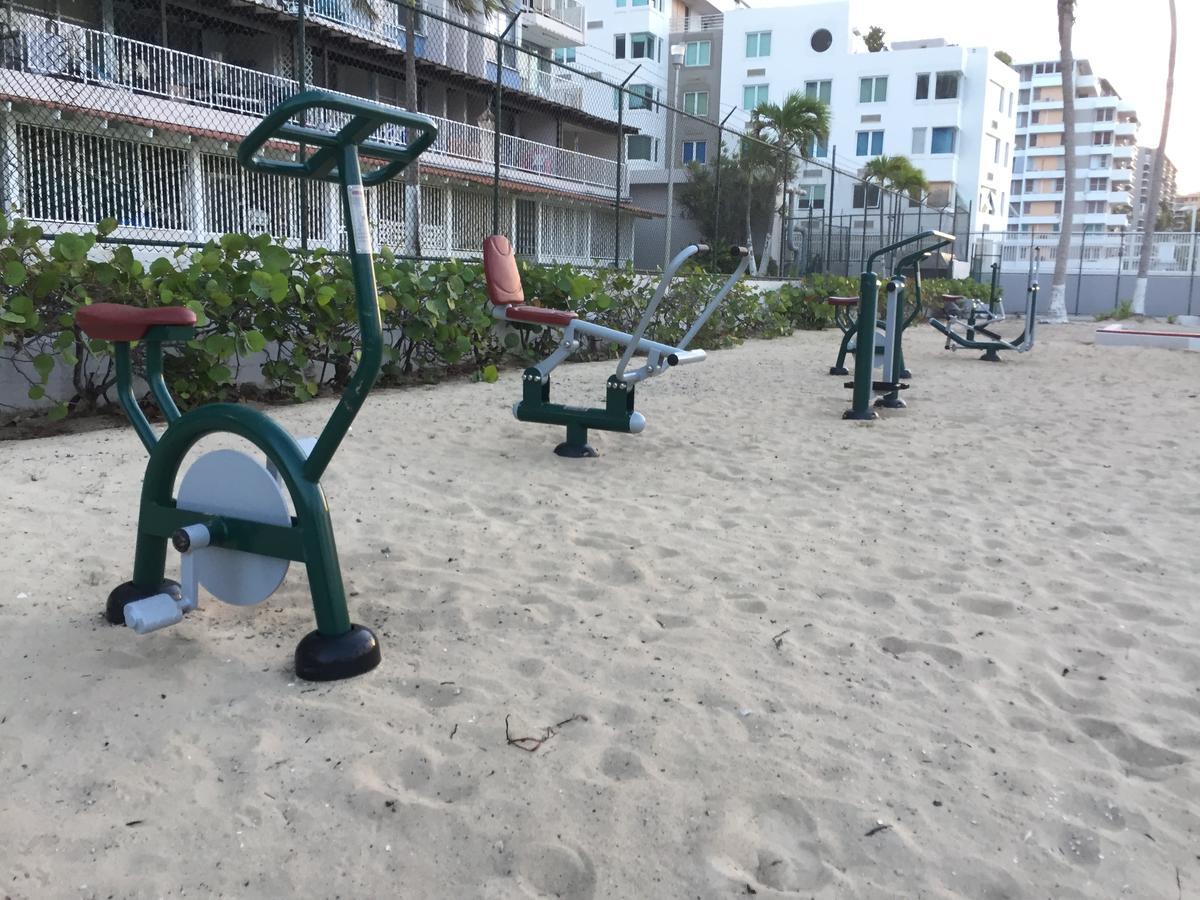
[237,90,438,187]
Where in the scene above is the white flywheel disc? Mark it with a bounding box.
[177,448,292,606]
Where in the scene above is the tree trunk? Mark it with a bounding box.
[1047,1,1076,323]
[404,2,422,258]
[745,202,757,276]
[1132,0,1176,315]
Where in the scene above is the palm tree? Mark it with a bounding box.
[1047,0,1077,323]
[1132,0,1176,315]
[862,154,904,246]
[862,155,927,249]
[747,91,830,274]
[893,159,929,243]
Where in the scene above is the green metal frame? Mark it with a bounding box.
[845,230,954,419]
[516,370,638,455]
[100,91,438,672]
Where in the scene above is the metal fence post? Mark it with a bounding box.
[825,146,836,276]
[613,66,638,268]
[1075,228,1086,315]
[1114,228,1125,307]
[297,0,308,251]
[1188,230,1198,316]
[492,11,522,236]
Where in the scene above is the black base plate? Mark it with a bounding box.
[555,441,598,458]
[295,624,382,681]
[901,368,913,379]
[828,366,849,376]
[843,409,879,421]
[980,350,1002,362]
[105,579,182,625]
[874,396,908,409]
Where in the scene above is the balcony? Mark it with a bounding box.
[520,0,585,48]
[0,11,624,206]
[669,14,724,32]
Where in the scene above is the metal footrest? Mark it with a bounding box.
[843,381,910,392]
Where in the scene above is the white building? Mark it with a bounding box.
[1132,145,1177,231]
[1009,58,1139,234]
[716,4,1017,237]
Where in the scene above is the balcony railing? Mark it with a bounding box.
[522,0,584,32]
[0,10,623,199]
[669,14,724,32]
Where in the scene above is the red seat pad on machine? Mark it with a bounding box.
[826,296,859,307]
[483,234,578,327]
[76,303,197,341]
[504,305,578,326]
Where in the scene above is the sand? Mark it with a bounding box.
[1,321,1197,899]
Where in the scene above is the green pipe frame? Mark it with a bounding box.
[845,231,954,419]
[516,371,638,455]
[103,94,439,662]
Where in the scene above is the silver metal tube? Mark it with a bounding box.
[614,244,704,380]
[677,250,752,350]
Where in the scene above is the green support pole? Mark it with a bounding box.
[844,269,880,420]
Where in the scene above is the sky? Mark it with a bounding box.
[753,0,1197,190]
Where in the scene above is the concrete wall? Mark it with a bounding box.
[996,272,1200,318]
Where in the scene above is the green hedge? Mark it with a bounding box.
[2,216,854,421]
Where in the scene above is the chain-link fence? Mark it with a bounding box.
[1,0,975,274]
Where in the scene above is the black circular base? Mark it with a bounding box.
[843,409,879,421]
[980,351,1002,362]
[828,366,849,376]
[874,396,907,409]
[295,624,381,682]
[105,579,182,625]
[901,368,912,379]
[554,442,598,458]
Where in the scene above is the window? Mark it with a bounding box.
[1085,200,1107,214]
[992,136,1001,164]
[1015,134,1027,150]
[1007,92,1014,116]
[684,41,710,66]
[1090,154,1110,169]
[797,184,826,209]
[1011,179,1023,196]
[1096,107,1114,122]
[859,76,887,103]
[1088,177,1108,192]
[810,28,832,52]
[998,86,1006,113]
[931,126,956,154]
[853,184,881,208]
[934,72,959,99]
[1018,88,1030,105]
[614,35,625,58]
[804,80,831,104]
[856,130,883,156]
[627,135,658,161]
[627,83,655,110]
[743,84,768,110]
[1093,131,1113,146]
[682,141,707,164]
[746,31,771,58]
[683,91,709,116]
[553,47,575,64]
[915,73,930,100]
[911,127,926,154]
[807,135,828,157]
[1004,142,1010,166]
[630,32,656,59]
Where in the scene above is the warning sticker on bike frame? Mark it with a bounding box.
[346,184,373,257]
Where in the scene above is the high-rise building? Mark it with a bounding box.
[1132,146,1178,231]
[622,0,1018,267]
[1009,58,1139,234]
[1175,191,1200,233]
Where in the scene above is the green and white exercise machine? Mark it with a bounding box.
[483,235,751,457]
[74,91,437,681]
[929,256,1039,361]
[844,230,955,419]
[825,282,922,380]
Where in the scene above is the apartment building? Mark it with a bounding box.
[619,0,1017,266]
[1175,191,1199,233]
[1009,58,1139,234]
[1132,145,1177,231]
[0,0,636,263]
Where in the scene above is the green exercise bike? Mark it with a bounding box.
[844,230,955,419]
[75,91,437,681]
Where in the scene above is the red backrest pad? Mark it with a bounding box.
[482,235,525,306]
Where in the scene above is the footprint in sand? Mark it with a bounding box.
[514,657,545,678]
[735,599,768,614]
[857,590,897,610]
[600,747,646,781]
[514,843,597,899]
[1075,718,1186,770]
[880,636,963,668]
[707,795,830,893]
[959,595,1016,618]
